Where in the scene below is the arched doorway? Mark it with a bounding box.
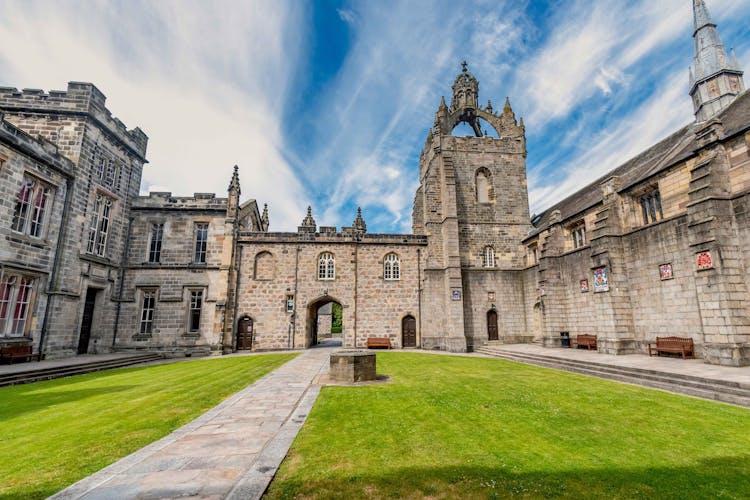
[487,309,498,341]
[402,315,417,348]
[306,296,343,348]
[237,316,253,350]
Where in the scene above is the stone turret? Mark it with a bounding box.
[689,0,745,121]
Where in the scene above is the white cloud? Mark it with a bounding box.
[0,0,309,230]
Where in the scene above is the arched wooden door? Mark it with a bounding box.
[487,310,498,341]
[402,315,417,348]
[237,317,253,350]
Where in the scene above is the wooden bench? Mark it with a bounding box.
[366,337,392,349]
[576,334,597,350]
[648,336,695,359]
[0,344,33,364]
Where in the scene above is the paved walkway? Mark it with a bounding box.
[492,344,750,386]
[51,345,335,500]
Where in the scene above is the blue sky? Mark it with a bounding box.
[1,0,749,232]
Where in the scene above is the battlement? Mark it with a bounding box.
[133,191,228,211]
[238,230,427,245]
[0,82,148,158]
[0,113,74,176]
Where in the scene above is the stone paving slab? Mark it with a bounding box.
[494,344,750,386]
[49,346,333,500]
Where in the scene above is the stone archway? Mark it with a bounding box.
[306,296,343,348]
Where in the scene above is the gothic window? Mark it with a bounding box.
[86,194,113,256]
[640,190,663,225]
[12,176,52,238]
[482,246,496,268]
[187,289,203,333]
[148,223,164,263]
[193,223,208,263]
[254,251,275,280]
[0,274,34,336]
[140,289,157,334]
[384,253,400,281]
[318,252,335,280]
[476,169,493,204]
[104,159,118,188]
[571,223,586,249]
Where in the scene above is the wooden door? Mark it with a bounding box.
[77,289,97,354]
[487,310,498,341]
[237,317,253,350]
[402,315,417,348]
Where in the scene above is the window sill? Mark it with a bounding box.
[132,334,152,341]
[7,233,49,249]
[182,332,201,338]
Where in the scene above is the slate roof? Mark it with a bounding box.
[527,90,750,239]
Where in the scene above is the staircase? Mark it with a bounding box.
[0,353,164,387]
[475,345,750,408]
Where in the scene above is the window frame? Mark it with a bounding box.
[639,189,663,225]
[186,288,204,333]
[148,223,164,263]
[86,193,114,257]
[570,222,586,250]
[482,246,496,268]
[384,253,401,281]
[139,288,157,334]
[0,273,34,337]
[317,252,335,281]
[193,223,208,264]
[12,175,53,239]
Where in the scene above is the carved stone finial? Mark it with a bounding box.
[461,60,468,72]
[228,164,240,194]
[503,97,513,115]
[352,207,367,233]
[301,206,316,228]
[261,203,269,228]
[486,99,493,114]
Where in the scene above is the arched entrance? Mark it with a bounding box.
[487,309,498,341]
[402,315,417,348]
[306,296,343,348]
[237,316,253,350]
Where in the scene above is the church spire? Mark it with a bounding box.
[689,0,745,121]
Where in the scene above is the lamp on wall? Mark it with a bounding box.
[490,303,496,310]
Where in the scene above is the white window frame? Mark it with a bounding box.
[0,274,34,336]
[86,194,113,256]
[318,252,335,280]
[571,224,586,249]
[194,223,208,264]
[140,289,157,334]
[483,246,496,268]
[187,289,203,333]
[148,223,164,263]
[12,176,52,239]
[384,253,400,281]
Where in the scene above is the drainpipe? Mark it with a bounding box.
[112,215,134,348]
[292,245,300,349]
[417,247,422,349]
[39,174,74,359]
[112,163,135,349]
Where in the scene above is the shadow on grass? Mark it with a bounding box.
[0,385,136,421]
[268,455,750,499]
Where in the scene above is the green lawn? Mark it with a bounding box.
[266,353,750,499]
[0,353,296,499]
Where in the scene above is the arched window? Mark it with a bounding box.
[476,168,493,204]
[483,246,495,268]
[318,252,335,280]
[384,253,400,281]
[254,251,275,280]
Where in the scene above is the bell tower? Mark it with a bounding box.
[413,63,531,351]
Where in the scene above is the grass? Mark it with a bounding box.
[0,353,296,499]
[266,352,750,499]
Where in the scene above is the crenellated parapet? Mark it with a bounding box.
[0,82,148,159]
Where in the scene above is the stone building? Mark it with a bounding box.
[0,0,748,365]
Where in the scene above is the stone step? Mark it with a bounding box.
[475,347,750,408]
[0,353,163,387]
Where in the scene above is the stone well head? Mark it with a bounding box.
[329,350,377,383]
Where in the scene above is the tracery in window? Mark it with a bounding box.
[12,176,51,238]
[483,246,496,268]
[0,274,34,336]
[384,253,400,280]
[640,190,663,225]
[86,194,113,256]
[318,252,335,280]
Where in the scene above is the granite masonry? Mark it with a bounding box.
[0,0,748,365]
